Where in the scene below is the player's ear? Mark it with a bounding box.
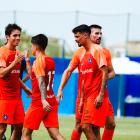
[35,45,39,51]
[84,33,88,39]
[6,35,10,40]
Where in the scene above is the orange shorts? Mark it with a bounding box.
[24,104,59,130]
[75,98,82,120]
[107,100,115,116]
[81,97,109,127]
[0,100,25,124]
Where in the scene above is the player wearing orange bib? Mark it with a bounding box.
[22,34,65,140]
[0,23,32,140]
[90,24,115,140]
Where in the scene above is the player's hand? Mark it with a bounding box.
[14,51,24,65]
[78,101,84,115]
[24,49,30,61]
[42,100,52,113]
[57,90,63,105]
[24,87,32,98]
[94,95,103,109]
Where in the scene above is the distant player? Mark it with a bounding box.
[0,23,32,140]
[90,24,115,140]
[73,24,108,140]
[22,34,66,140]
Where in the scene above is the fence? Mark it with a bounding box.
[1,11,140,55]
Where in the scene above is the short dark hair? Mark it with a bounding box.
[89,24,102,29]
[31,34,48,50]
[72,24,91,36]
[5,23,22,36]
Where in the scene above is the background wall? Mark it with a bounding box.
[21,57,140,117]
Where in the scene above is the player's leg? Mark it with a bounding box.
[22,127,33,140]
[75,118,82,133]
[71,118,82,140]
[102,101,115,140]
[47,127,66,140]
[23,104,47,140]
[105,115,116,130]
[44,105,66,139]
[82,123,97,140]
[11,100,25,140]
[0,100,17,140]
[0,124,7,140]
[93,126,101,140]
[81,98,108,140]
[10,123,23,140]
[71,98,82,140]
[102,116,115,140]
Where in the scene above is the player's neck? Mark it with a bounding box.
[6,43,16,52]
[36,51,45,59]
[84,40,93,52]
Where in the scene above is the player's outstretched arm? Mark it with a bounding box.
[37,76,52,112]
[24,49,32,76]
[0,52,24,78]
[95,65,108,109]
[78,79,84,115]
[22,72,30,83]
[19,78,32,98]
[57,66,75,105]
[108,65,115,80]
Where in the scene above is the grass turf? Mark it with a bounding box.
[4,116,140,140]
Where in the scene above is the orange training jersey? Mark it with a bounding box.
[31,54,57,107]
[103,48,112,67]
[0,45,21,100]
[69,47,86,98]
[81,45,108,101]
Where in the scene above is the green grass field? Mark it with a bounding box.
[4,116,140,140]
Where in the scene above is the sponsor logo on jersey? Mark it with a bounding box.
[3,115,8,120]
[46,95,54,98]
[85,110,89,114]
[89,58,92,63]
[11,70,20,73]
[82,69,93,74]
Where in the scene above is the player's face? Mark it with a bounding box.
[74,32,85,47]
[6,30,21,46]
[90,28,102,45]
[31,43,36,56]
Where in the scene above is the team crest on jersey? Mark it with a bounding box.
[89,58,92,63]
[3,115,8,120]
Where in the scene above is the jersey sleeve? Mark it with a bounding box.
[105,49,112,66]
[33,56,46,78]
[0,53,6,67]
[93,46,107,68]
[69,50,80,69]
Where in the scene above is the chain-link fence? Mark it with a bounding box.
[0,11,140,57]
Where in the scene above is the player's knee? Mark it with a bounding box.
[22,128,31,137]
[106,121,116,130]
[111,122,116,129]
[48,130,59,140]
[82,124,89,134]
[75,122,82,132]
